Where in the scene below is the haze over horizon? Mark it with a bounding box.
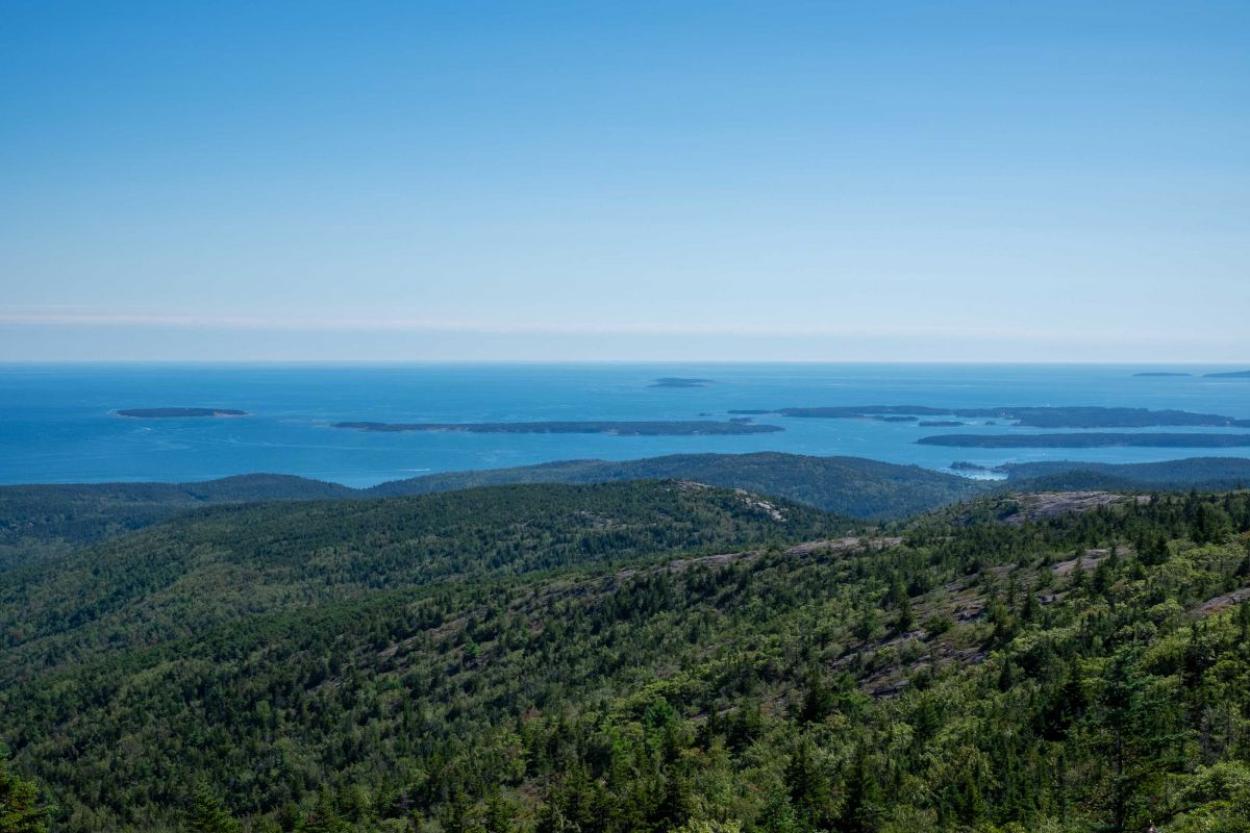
[3,1,1248,362]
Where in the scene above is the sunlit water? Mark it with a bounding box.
[1,363,1247,487]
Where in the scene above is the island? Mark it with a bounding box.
[775,405,949,418]
[741,404,1250,428]
[117,408,248,418]
[1205,370,1250,378]
[873,415,918,422]
[918,432,1250,448]
[919,420,965,427]
[1132,372,1192,377]
[648,377,714,388]
[333,420,783,436]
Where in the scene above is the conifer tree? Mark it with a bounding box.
[0,752,48,833]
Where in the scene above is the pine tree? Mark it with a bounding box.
[186,781,240,833]
[0,752,49,833]
[303,790,349,833]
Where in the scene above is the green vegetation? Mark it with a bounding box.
[3,476,1250,832]
[0,749,49,833]
[8,454,1250,577]
[0,455,987,572]
[367,454,988,520]
[0,459,961,578]
[1003,458,1250,491]
[0,475,353,571]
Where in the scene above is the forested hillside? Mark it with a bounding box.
[1002,457,1250,492]
[2,481,1250,832]
[0,482,842,684]
[366,453,988,520]
[8,454,1249,576]
[0,454,979,573]
[0,475,353,570]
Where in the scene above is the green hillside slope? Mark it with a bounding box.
[0,455,980,573]
[1004,456,1250,491]
[6,454,1250,577]
[0,481,845,685]
[367,453,988,519]
[0,474,354,570]
[3,483,1250,832]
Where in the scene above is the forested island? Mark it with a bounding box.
[1206,370,1250,378]
[949,460,999,473]
[919,432,1250,448]
[754,404,1250,428]
[116,407,248,418]
[333,420,782,435]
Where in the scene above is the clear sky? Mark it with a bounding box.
[2,1,1247,362]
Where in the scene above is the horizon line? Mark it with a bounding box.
[2,359,1248,367]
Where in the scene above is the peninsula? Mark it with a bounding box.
[333,420,782,436]
[117,408,248,418]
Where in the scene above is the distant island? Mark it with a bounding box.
[745,404,1250,429]
[873,415,918,422]
[333,420,782,436]
[649,377,714,388]
[117,408,248,418]
[919,420,965,427]
[918,432,1250,449]
[1205,370,1250,378]
[1132,372,1192,377]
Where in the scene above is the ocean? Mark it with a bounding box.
[1,363,1248,487]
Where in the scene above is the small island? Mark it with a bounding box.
[919,420,965,427]
[1205,370,1250,378]
[918,432,1250,449]
[334,420,783,436]
[1132,372,1192,377]
[117,408,248,418]
[649,377,714,388]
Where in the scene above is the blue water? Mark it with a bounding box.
[1,363,1248,487]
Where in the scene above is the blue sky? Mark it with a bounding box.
[2,1,1247,361]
